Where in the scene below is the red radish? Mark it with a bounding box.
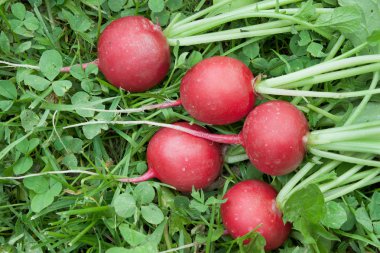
[119,122,222,192]
[16,16,170,92]
[96,16,170,92]
[179,56,255,125]
[241,100,309,175]
[221,180,291,251]
[95,56,255,125]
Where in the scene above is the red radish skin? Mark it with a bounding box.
[119,122,222,192]
[180,56,255,125]
[97,16,170,92]
[221,180,291,251]
[242,100,309,176]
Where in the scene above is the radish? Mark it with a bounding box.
[241,100,309,175]
[118,122,222,192]
[95,16,170,92]
[0,16,171,92]
[62,16,171,92]
[85,56,255,125]
[221,180,291,250]
[180,56,255,125]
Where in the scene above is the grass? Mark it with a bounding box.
[1,0,380,252]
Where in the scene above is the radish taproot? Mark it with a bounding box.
[118,122,222,192]
[221,180,291,250]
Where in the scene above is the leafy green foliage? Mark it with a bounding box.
[0,0,380,252]
[113,192,136,218]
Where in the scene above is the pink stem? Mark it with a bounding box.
[150,99,182,109]
[117,167,156,183]
[123,99,182,113]
[60,59,99,72]
[194,131,242,145]
[147,123,242,144]
[66,120,244,145]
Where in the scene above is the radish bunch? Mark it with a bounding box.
[45,4,380,251]
[66,97,380,250]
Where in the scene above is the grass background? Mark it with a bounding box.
[1,0,380,252]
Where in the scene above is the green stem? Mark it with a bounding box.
[222,36,269,56]
[58,206,111,217]
[308,148,380,168]
[205,203,217,253]
[324,34,346,61]
[344,71,380,125]
[255,85,380,98]
[332,42,369,61]
[306,104,341,122]
[290,84,314,105]
[168,19,294,46]
[277,62,380,89]
[259,55,380,88]
[324,170,380,201]
[292,35,346,104]
[284,160,341,201]
[44,0,55,28]
[168,0,303,36]
[199,20,294,36]
[165,0,233,32]
[339,169,380,186]
[276,161,318,209]
[310,120,380,135]
[169,9,331,39]
[224,154,249,163]
[313,141,380,155]
[69,220,97,246]
[319,165,375,193]
[168,25,306,46]
[308,123,380,145]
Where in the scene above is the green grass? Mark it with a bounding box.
[1,0,380,252]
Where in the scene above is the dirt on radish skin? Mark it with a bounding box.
[97,16,170,92]
[180,56,255,125]
[221,180,291,251]
[120,122,223,192]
